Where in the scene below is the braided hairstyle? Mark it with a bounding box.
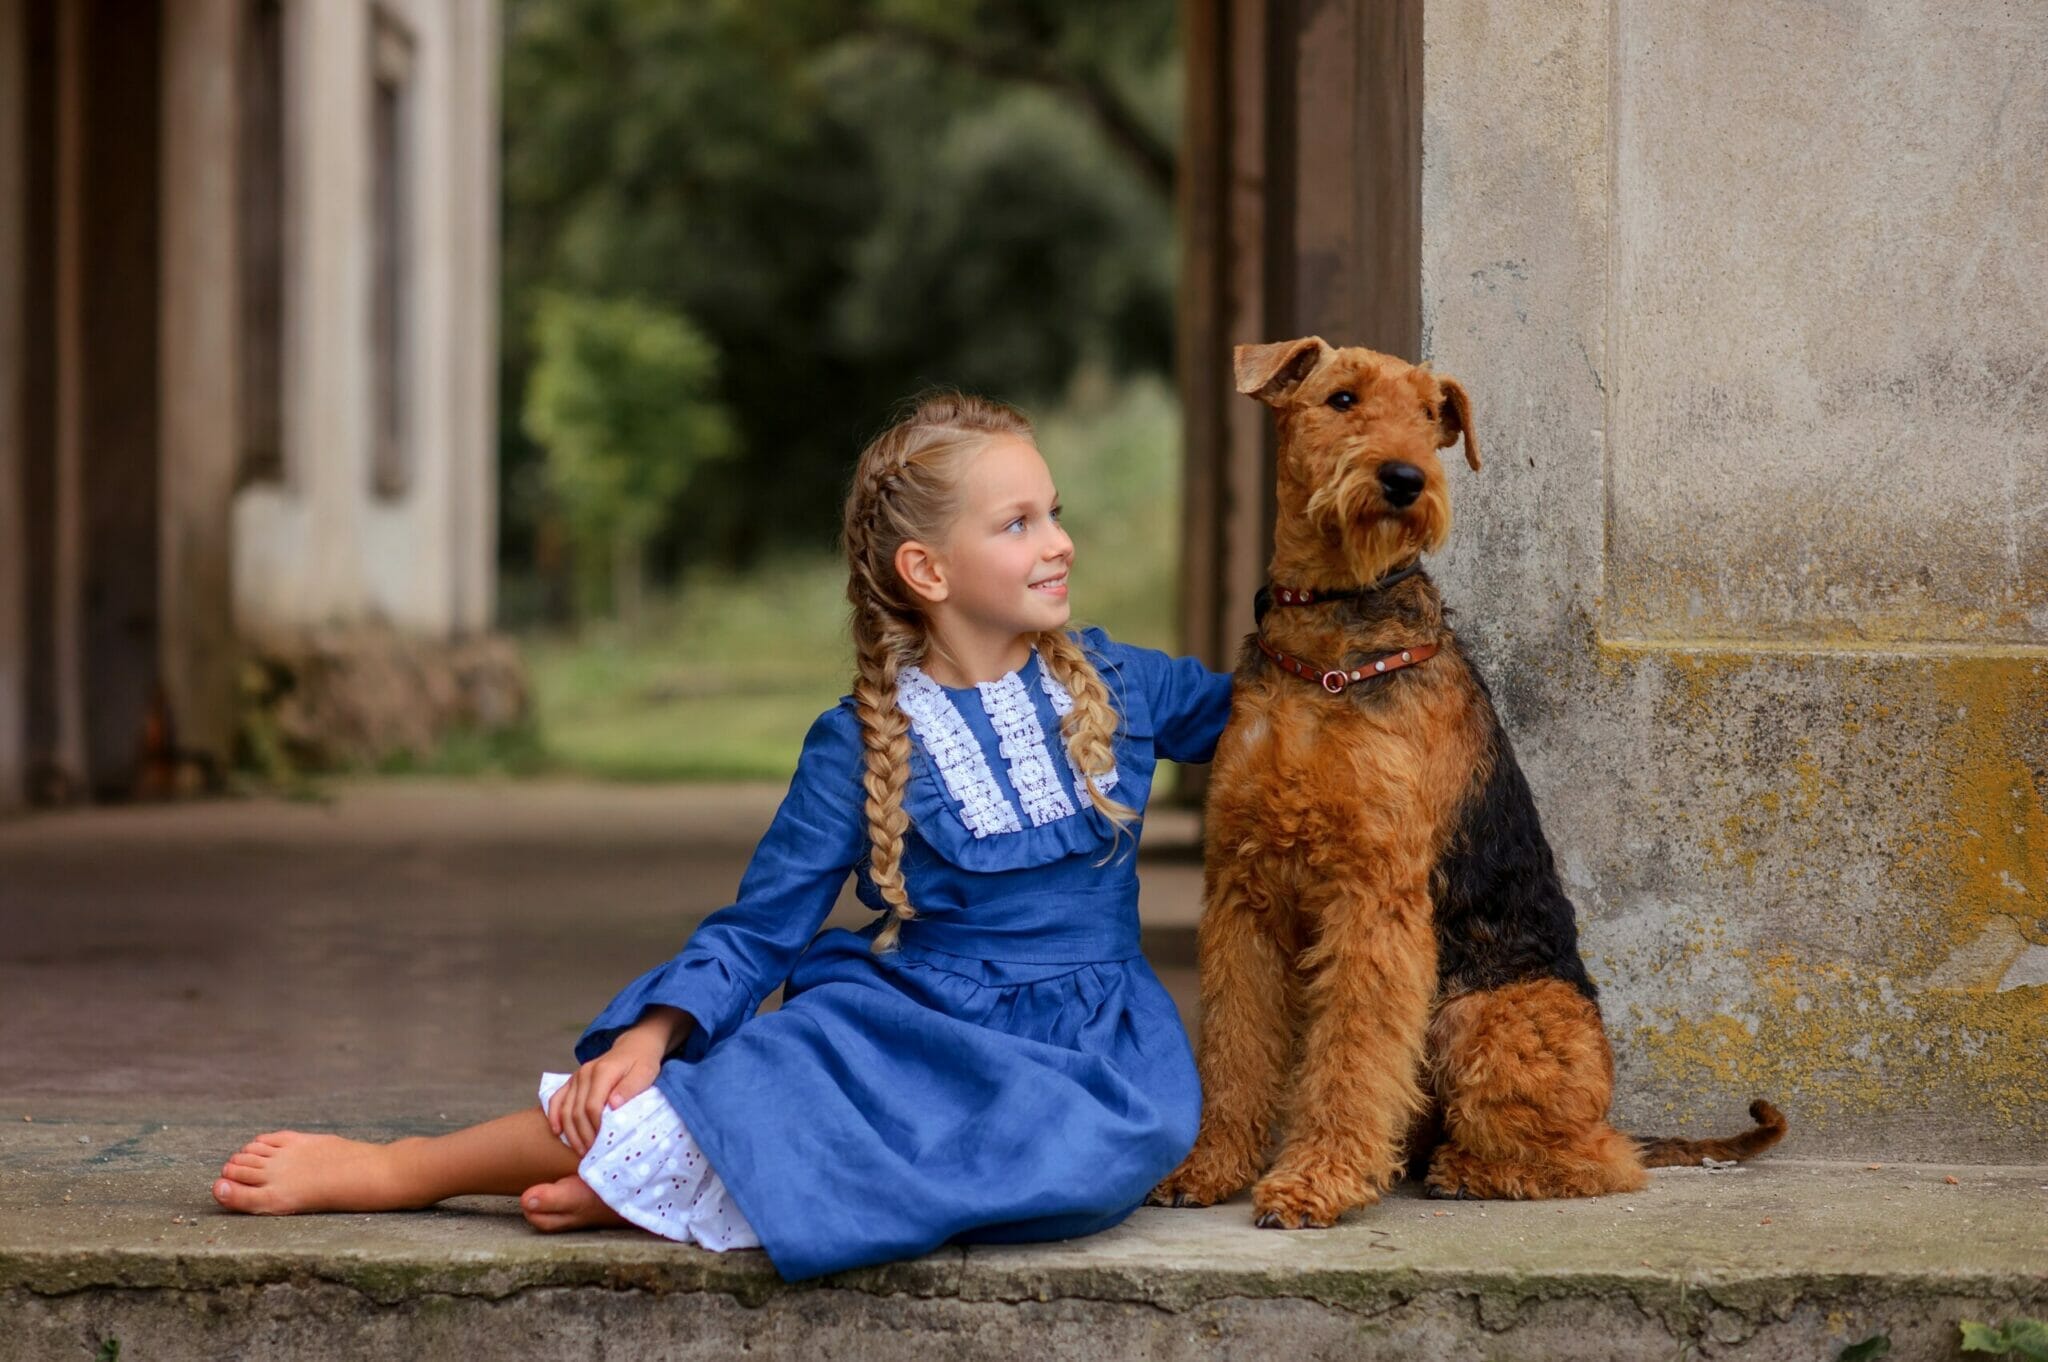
[841,392,1138,952]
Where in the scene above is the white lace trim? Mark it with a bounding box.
[1039,668,1119,797]
[898,666,1022,838]
[975,672,1076,827]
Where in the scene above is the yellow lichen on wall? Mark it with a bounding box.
[1906,660,2048,976]
[1600,647,2044,1144]
[1632,953,2047,1142]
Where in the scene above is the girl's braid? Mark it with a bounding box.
[1034,630,1138,852]
[845,509,921,952]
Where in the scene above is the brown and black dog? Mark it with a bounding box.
[1149,336,1785,1229]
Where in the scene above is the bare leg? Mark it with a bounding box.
[212,1108,626,1230]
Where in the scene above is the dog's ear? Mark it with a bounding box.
[1234,337,1331,405]
[1436,376,1481,471]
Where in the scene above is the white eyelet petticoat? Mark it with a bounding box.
[536,1071,760,1252]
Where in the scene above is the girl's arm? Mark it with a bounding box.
[576,707,866,1063]
[1101,633,1234,765]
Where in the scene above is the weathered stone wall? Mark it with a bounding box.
[1422,0,2046,1159]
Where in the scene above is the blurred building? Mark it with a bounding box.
[0,0,500,806]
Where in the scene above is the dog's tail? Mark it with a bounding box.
[1631,1099,1788,1168]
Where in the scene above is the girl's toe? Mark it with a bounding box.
[520,1180,568,1213]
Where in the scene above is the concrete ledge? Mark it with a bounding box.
[4,1109,2043,1361]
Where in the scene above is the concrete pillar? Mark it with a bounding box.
[235,0,497,642]
[0,0,24,810]
[447,0,499,635]
[235,0,370,635]
[48,0,89,793]
[1423,0,2047,1159]
[159,0,242,772]
[361,0,453,635]
[74,0,164,798]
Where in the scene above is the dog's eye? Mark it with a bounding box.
[1326,391,1357,412]
[1422,402,1438,421]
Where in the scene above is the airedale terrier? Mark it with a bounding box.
[1149,336,1786,1229]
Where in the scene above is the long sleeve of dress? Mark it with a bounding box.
[576,706,868,1065]
[1102,635,1235,765]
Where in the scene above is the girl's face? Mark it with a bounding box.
[931,435,1074,642]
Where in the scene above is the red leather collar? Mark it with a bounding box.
[1256,635,1439,694]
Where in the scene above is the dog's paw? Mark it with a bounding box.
[1423,1179,1474,1201]
[1250,1170,1362,1229]
[1148,1148,1259,1209]
[1146,1168,1237,1209]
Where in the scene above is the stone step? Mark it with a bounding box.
[3,1109,2042,1361]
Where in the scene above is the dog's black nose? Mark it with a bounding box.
[1377,462,1425,509]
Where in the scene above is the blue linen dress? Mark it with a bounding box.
[576,627,1234,1281]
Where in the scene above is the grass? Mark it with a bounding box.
[510,372,1185,783]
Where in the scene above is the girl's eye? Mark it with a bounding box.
[1327,391,1357,411]
[1050,506,1062,522]
[1006,517,1026,533]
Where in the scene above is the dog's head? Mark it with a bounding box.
[1236,336,1479,583]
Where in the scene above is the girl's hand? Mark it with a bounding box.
[549,1009,686,1156]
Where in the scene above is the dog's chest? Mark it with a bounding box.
[1216,684,1415,828]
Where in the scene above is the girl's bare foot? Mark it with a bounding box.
[212,1131,422,1215]
[521,1174,629,1233]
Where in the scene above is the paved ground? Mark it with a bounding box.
[0,779,1202,1104]
[2,782,2042,1359]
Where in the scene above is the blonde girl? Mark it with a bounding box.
[212,393,1235,1281]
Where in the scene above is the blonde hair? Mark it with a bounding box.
[841,391,1137,952]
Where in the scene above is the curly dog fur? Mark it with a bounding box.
[1150,337,1785,1229]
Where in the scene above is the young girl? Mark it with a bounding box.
[211,392,1235,1281]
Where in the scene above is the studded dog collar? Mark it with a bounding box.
[1255,635,1439,694]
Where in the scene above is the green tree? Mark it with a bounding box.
[521,292,737,626]
[499,0,1180,582]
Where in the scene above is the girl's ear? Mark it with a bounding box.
[895,540,948,605]
[1436,376,1481,471]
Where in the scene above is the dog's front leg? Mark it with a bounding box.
[1251,877,1437,1229]
[1148,866,1296,1208]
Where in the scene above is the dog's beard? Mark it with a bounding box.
[1306,460,1451,582]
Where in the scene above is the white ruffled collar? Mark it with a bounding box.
[897,651,1117,840]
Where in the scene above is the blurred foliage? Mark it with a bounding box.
[522,292,736,621]
[499,0,1180,588]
